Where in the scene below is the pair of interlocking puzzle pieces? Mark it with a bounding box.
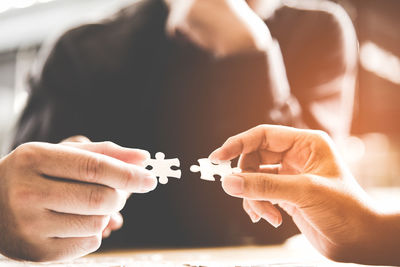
[145,152,241,184]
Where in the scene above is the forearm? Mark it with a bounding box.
[369,212,400,265]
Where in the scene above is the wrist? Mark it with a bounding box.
[371,212,400,265]
[350,210,400,265]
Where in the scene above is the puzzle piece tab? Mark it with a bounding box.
[190,159,241,182]
[145,152,181,184]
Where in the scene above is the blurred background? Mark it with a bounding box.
[1,0,400,190]
[0,0,136,154]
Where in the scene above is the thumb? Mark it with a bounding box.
[222,173,310,204]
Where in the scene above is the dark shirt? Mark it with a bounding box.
[12,0,357,249]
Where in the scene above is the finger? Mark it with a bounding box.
[41,177,128,215]
[221,172,309,204]
[239,151,283,172]
[48,234,102,261]
[247,200,282,228]
[102,228,111,239]
[238,151,282,175]
[238,152,260,172]
[209,125,300,162]
[42,211,110,238]
[279,202,329,253]
[259,164,281,174]
[108,212,123,231]
[243,199,261,223]
[103,212,123,238]
[61,135,91,143]
[61,141,150,166]
[31,143,157,193]
[258,150,283,165]
[279,202,296,216]
[102,212,123,238]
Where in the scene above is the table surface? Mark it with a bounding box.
[0,235,393,267]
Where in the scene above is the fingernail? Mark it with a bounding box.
[262,212,282,228]
[140,171,158,193]
[222,175,244,196]
[102,229,111,238]
[210,158,223,164]
[135,150,151,164]
[130,150,151,167]
[248,212,261,223]
[208,150,224,164]
[141,150,151,160]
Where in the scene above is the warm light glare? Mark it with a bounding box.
[360,41,400,85]
[0,0,57,14]
[341,136,366,163]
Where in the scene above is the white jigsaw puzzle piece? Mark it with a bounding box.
[190,158,241,181]
[145,152,181,184]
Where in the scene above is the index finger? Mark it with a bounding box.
[29,143,157,193]
[209,125,300,162]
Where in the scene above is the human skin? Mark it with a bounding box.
[0,140,157,261]
[61,136,125,239]
[210,125,400,265]
[164,0,274,57]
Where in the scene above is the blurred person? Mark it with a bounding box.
[210,124,400,266]
[11,0,357,258]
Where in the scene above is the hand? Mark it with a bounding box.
[61,136,125,239]
[210,125,400,265]
[165,0,272,57]
[0,140,157,262]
